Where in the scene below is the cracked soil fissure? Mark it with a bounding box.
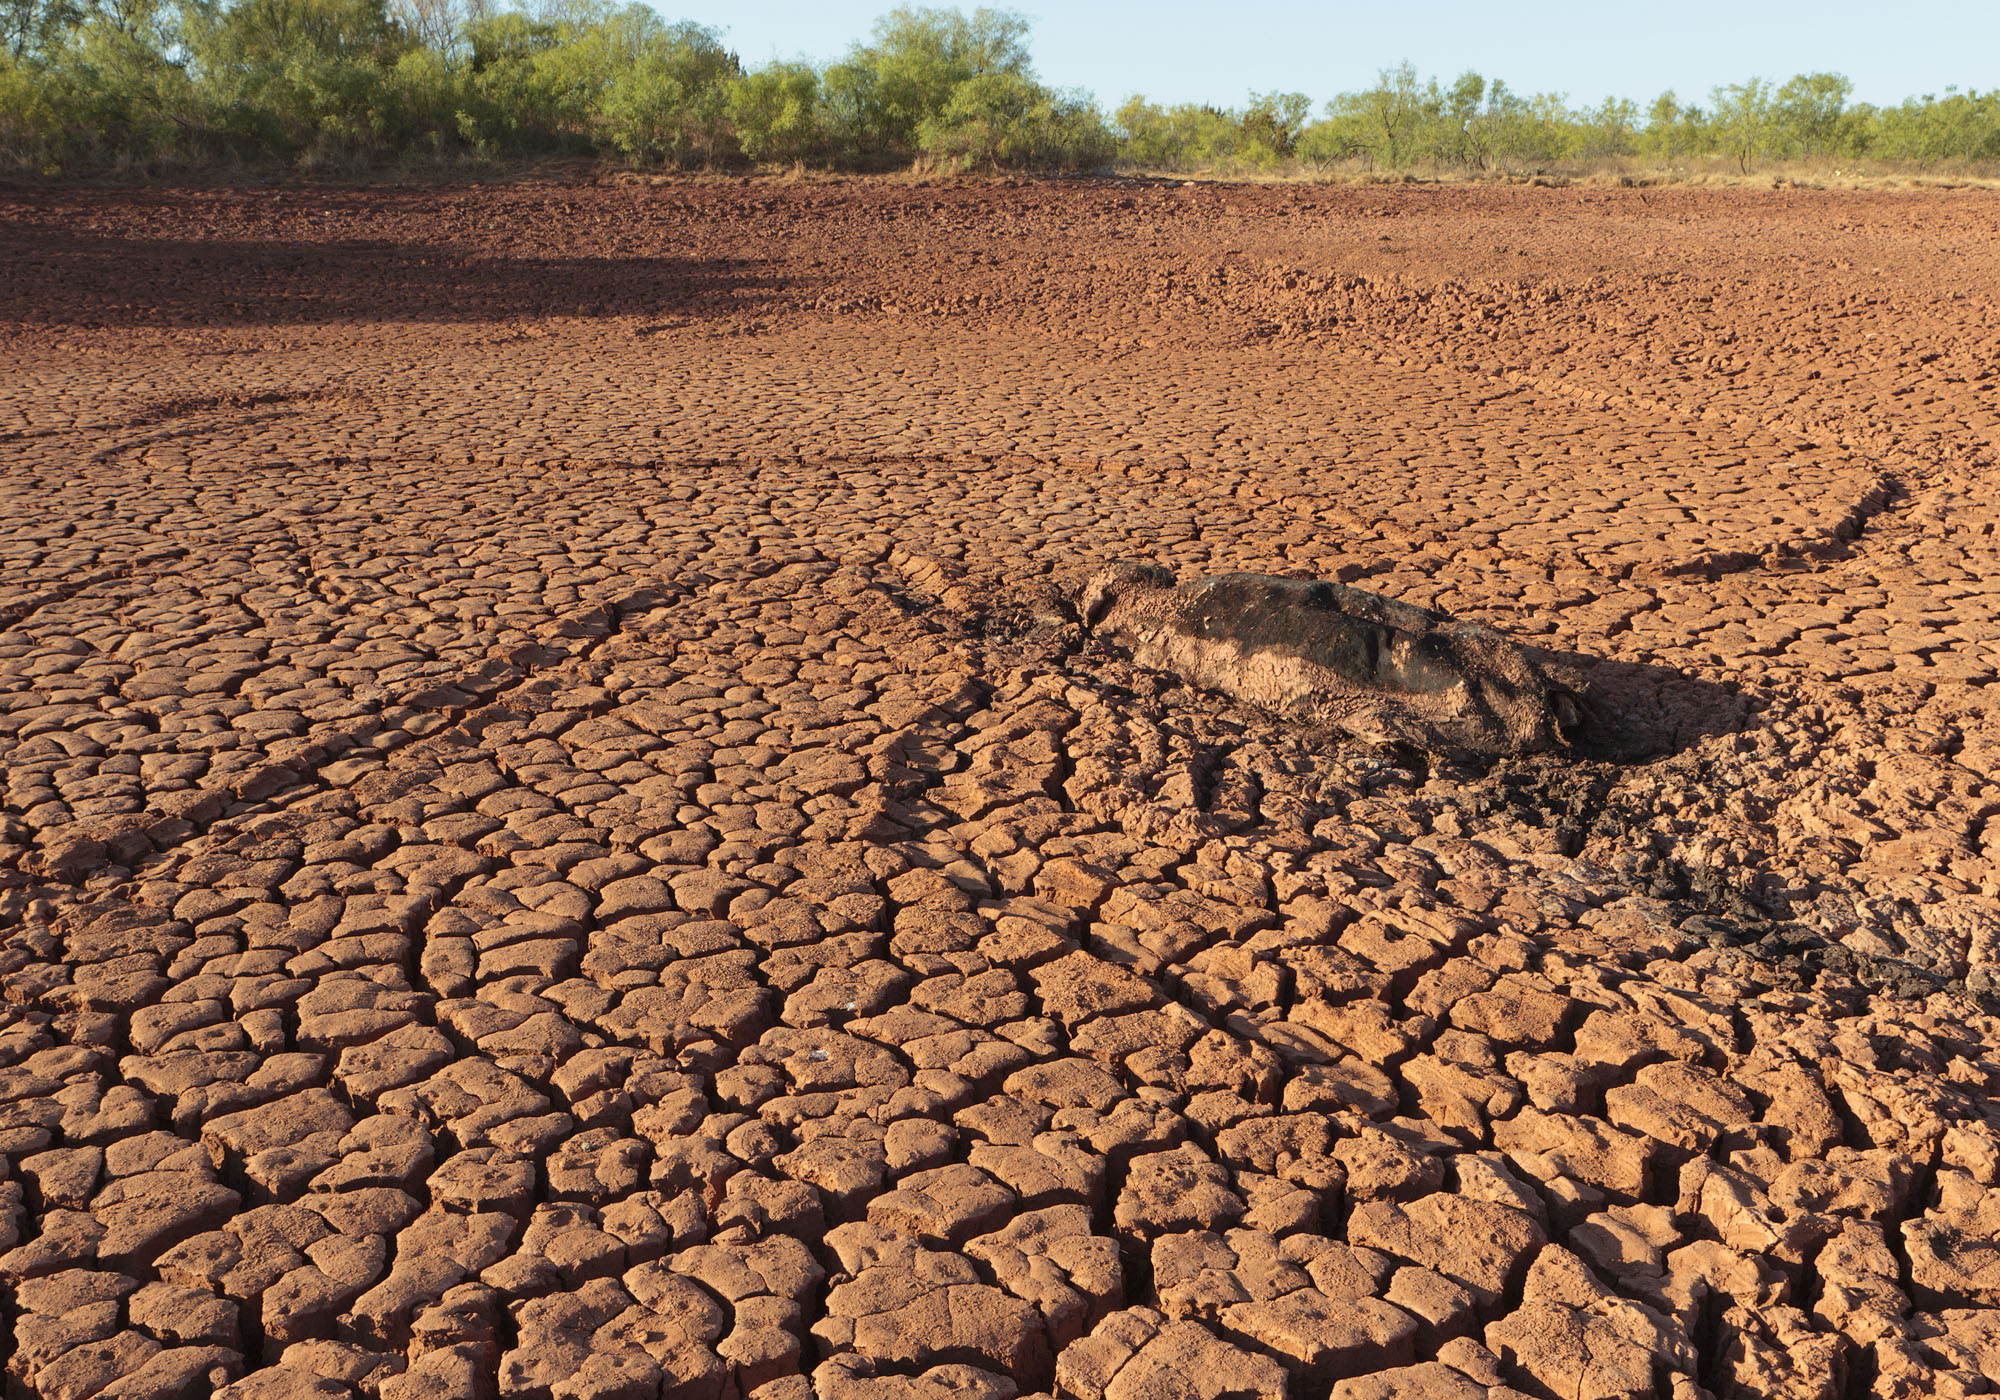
[5,181,2000,1400]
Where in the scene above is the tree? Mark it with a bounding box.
[1775,71,1852,160]
[8,4,1998,181]
[910,68,1032,166]
[1512,89,1577,166]
[1874,87,2000,167]
[836,4,1029,155]
[817,56,889,159]
[1,0,81,61]
[1470,78,1533,169]
[589,14,735,164]
[182,0,412,153]
[1345,61,1422,168]
[1709,76,1774,172]
[1577,94,1638,158]
[2,0,198,168]
[1115,96,1266,169]
[1440,70,1485,167]
[1295,108,1364,172]
[386,0,488,59]
[1115,95,1205,169]
[1239,88,1307,159]
[1641,89,1705,160]
[725,58,816,163]
[454,8,567,149]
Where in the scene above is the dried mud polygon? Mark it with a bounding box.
[3,181,2000,1399]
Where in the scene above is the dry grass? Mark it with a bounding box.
[1108,153,2000,191]
[15,147,2000,193]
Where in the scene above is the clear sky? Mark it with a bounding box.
[704,0,1996,112]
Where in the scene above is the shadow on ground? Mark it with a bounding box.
[0,231,785,326]
[1537,646,1753,762]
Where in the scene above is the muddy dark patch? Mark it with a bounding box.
[124,387,360,427]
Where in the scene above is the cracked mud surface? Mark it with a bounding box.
[2,180,2000,1399]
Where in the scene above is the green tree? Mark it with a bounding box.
[1114,95,1203,168]
[1472,78,1532,168]
[1114,95,1217,168]
[1874,88,1999,167]
[831,4,1028,157]
[593,15,735,163]
[1577,94,1638,158]
[1,0,197,168]
[725,58,817,163]
[1239,88,1307,159]
[1439,70,1485,167]
[384,0,482,56]
[530,2,649,127]
[1340,61,1423,168]
[183,0,412,154]
[917,68,1105,169]
[915,66,1025,166]
[1295,106,1364,171]
[817,55,890,158]
[3,0,81,59]
[456,8,566,149]
[1709,76,1774,171]
[1640,90,1705,159]
[1774,71,1852,159]
[1514,90,1578,166]
[518,5,736,162]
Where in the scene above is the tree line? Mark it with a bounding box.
[3,0,1996,176]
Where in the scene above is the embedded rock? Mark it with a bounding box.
[1079,565,1601,760]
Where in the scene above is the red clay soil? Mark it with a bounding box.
[2,177,1999,1399]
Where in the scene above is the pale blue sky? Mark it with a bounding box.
[701,0,1995,111]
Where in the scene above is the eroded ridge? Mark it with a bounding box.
[2,182,2000,1400]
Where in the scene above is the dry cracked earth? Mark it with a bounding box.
[1,178,1999,1400]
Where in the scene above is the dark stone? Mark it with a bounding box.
[1079,563,1599,761]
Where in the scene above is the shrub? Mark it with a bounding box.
[1709,77,1774,172]
[726,58,817,163]
[918,69,1107,170]
[1116,96,1258,170]
[0,4,1993,181]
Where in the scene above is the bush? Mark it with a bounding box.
[457,10,570,152]
[3,0,82,63]
[531,6,734,163]
[1708,77,1774,172]
[1873,88,2000,167]
[1639,91,1706,161]
[918,70,1108,170]
[1775,72,1855,160]
[726,58,817,163]
[184,0,411,156]
[1339,62,1426,169]
[816,5,1032,164]
[0,3,1994,180]
[1116,96,1261,170]
[598,19,735,164]
[1239,89,1307,160]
